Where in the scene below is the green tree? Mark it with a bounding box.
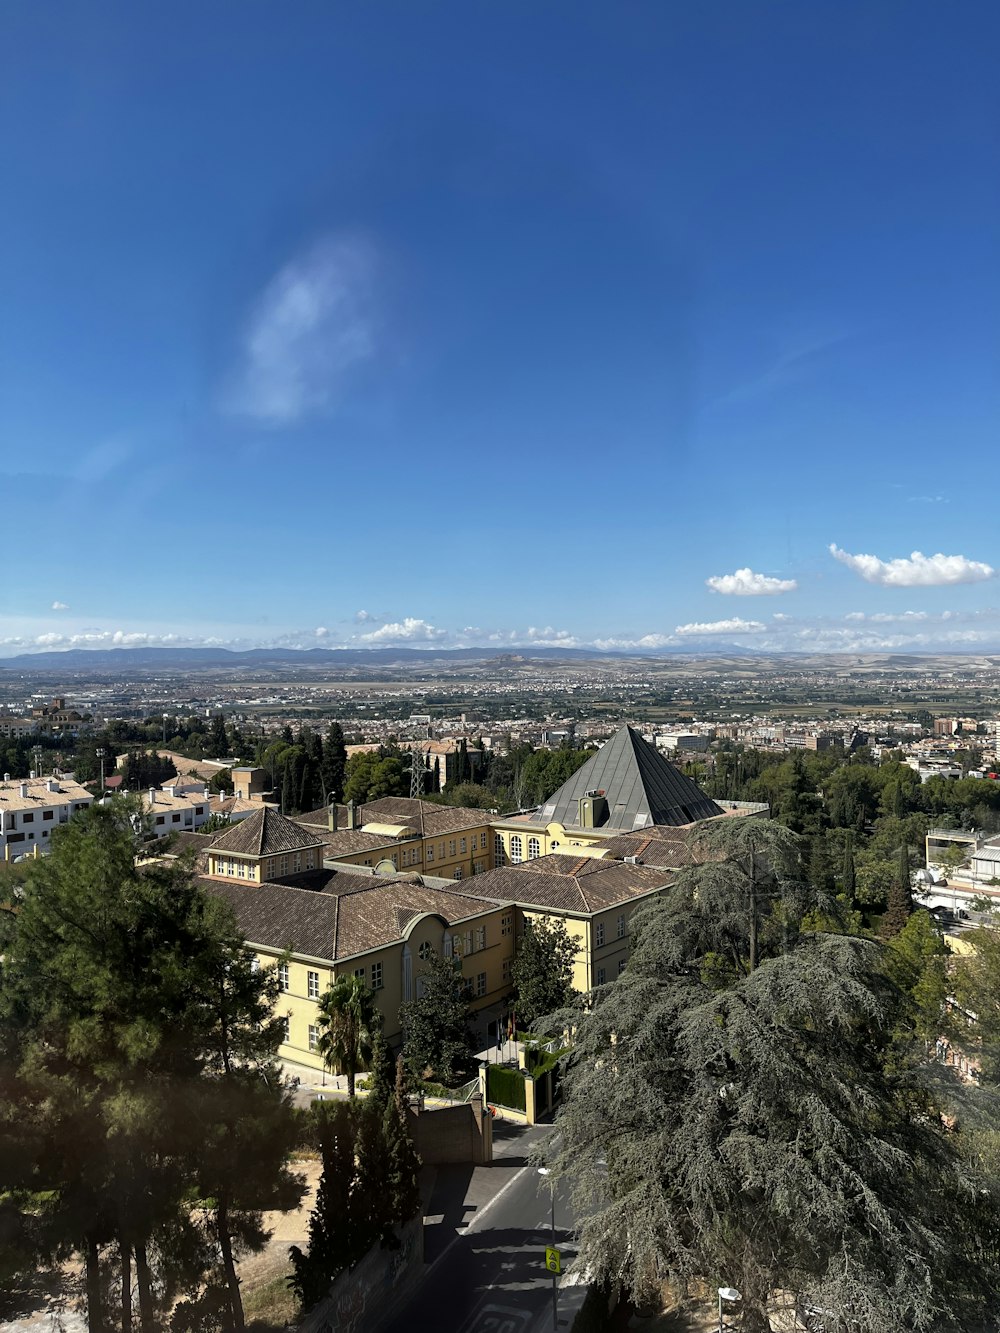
[664,818,810,976]
[883,910,948,1043]
[288,1102,359,1309]
[315,976,378,1098]
[208,767,233,795]
[545,930,999,1331]
[510,917,577,1028]
[381,1056,421,1244]
[364,1027,395,1112]
[0,799,302,1332]
[342,749,406,805]
[206,714,229,759]
[400,952,470,1084]
[841,830,857,899]
[880,841,915,938]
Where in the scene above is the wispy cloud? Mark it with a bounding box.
[830,544,995,587]
[222,235,378,425]
[675,617,767,636]
[50,601,69,612]
[706,567,797,596]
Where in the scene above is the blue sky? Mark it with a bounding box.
[2,2,999,656]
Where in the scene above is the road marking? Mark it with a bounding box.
[423,1163,530,1282]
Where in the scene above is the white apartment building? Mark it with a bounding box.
[0,774,94,859]
[141,786,212,837]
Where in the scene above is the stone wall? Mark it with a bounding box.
[297,1215,424,1333]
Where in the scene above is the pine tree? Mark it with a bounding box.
[0,799,303,1332]
[545,925,1000,1331]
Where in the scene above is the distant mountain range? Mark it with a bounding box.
[0,642,766,672]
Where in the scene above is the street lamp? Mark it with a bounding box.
[96,748,106,796]
[718,1286,741,1332]
[537,1168,557,1330]
[162,713,169,746]
[32,745,43,779]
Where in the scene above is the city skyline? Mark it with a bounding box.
[3,3,998,656]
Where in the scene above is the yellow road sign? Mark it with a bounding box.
[545,1247,561,1274]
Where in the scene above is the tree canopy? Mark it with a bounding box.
[0,798,303,1331]
[510,917,577,1028]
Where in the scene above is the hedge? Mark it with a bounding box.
[487,1063,526,1111]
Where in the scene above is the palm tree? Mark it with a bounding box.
[315,975,378,1096]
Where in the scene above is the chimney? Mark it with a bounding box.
[149,787,156,806]
[203,785,211,801]
[328,802,339,832]
[3,773,9,783]
[347,799,358,830]
[19,782,28,799]
[46,778,59,793]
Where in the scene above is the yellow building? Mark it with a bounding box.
[293,796,495,882]
[201,807,515,1071]
[469,854,672,992]
[490,724,725,864]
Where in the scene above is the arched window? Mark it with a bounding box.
[510,835,523,864]
[527,837,541,860]
[494,833,505,865]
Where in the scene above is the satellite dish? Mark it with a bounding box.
[374,858,397,876]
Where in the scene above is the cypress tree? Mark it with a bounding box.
[382,1057,421,1246]
[842,831,857,900]
[365,1027,395,1112]
[880,842,914,938]
[289,1102,358,1308]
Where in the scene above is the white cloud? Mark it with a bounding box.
[523,626,579,647]
[675,618,767,636]
[359,618,447,645]
[829,544,995,587]
[592,633,678,651]
[222,235,377,425]
[706,567,797,596]
[354,609,382,624]
[50,601,69,611]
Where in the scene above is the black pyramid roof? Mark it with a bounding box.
[534,725,723,832]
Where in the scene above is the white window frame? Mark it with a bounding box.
[596,922,605,947]
[617,913,626,939]
[371,961,383,990]
[494,833,505,865]
[510,835,523,864]
[308,1024,319,1052]
[528,837,540,860]
[307,970,320,999]
[277,962,289,992]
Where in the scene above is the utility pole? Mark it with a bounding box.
[538,1168,558,1329]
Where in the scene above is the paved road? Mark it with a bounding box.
[382,1154,578,1333]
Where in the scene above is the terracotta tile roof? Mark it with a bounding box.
[470,857,670,914]
[295,797,492,839]
[204,871,509,962]
[210,807,325,858]
[598,826,694,867]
